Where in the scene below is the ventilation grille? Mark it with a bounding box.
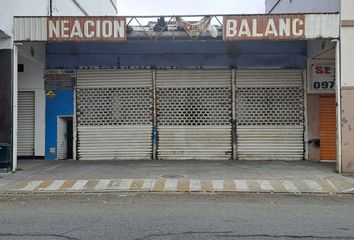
[157,87,231,126]
[77,87,152,126]
[236,87,304,126]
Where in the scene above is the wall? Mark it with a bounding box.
[18,42,46,157]
[306,40,336,161]
[0,50,13,155]
[266,0,340,13]
[341,0,354,173]
[45,90,74,160]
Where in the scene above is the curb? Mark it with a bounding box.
[1,178,354,195]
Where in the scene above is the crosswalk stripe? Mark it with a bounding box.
[45,180,66,191]
[142,179,153,190]
[71,180,88,191]
[233,180,249,191]
[118,179,134,190]
[281,180,299,193]
[212,180,224,191]
[94,180,111,190]
[164,179,178,191]
[190,180,201,191]
[20,181,42,191]
[303,180,324,192]
[259,180,274,191]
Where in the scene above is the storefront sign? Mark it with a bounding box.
[310,65,336,92]
[47,17,126,41]
[224,15,305,40]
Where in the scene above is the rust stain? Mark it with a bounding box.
[59,180,75,190]
[130,179,144,190]
[201,180,213,192]
[177,179,189,192]
[35,180,54,191]
[152,179,165,191]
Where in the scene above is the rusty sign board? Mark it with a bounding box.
[47,17,126,41]
[224,15,306,40]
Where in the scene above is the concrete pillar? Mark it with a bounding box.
[340,0,354,173]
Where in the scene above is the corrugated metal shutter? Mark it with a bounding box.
[320,96,337,161]
[236,70,304,160]
[156,69,232,160]
[76,69,153,160]
[18,91,35,156]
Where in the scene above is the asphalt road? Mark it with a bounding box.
[0,193,353,240]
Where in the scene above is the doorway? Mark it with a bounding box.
[57,117,73,160]
[319,96,337,161]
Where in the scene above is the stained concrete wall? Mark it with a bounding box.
[340,0,354,173]
[307,94,320,160]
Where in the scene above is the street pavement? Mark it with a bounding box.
[1,160,354,194]
[0,193,354,240]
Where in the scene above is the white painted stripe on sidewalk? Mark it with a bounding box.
[142,179,153,189]
[45,180,66,191]
[282,180,299,193]
[258,180,274,191]
[233,180,249,191]
[212,180,224,191]
[94,180,111,190]
[164,179,178,191]
[70,180,88,191]
[20,181,42,191]
[190,180,201,191]
[304,180,324,192]
[118,179,134,190]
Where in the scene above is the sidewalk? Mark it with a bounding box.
[1,160,354,194]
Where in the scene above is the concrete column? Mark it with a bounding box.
[340,0,354,173]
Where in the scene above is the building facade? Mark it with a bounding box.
[0,0,117,169]
[2,1,354,174]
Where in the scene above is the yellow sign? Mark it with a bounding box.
[46,90,56,99]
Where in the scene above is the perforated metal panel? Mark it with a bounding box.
[236,70,304,161]
[76,69,153,160]
[156,69,232,160]
[18,91,35,156]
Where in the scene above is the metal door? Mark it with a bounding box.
[17,91,35,157]
[319,96,337,160]
[156,69,232,160]
[236,70,304,160]
[76,69,153,160]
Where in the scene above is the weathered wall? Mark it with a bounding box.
[341,0,354,173]
[45,90,74,160]
[307,94,320,160]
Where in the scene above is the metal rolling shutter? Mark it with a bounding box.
[319,96,337,161]
[236,70,304,161]
[76,69,153,160]
[156,69,232,160]
[18,91,35,156]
